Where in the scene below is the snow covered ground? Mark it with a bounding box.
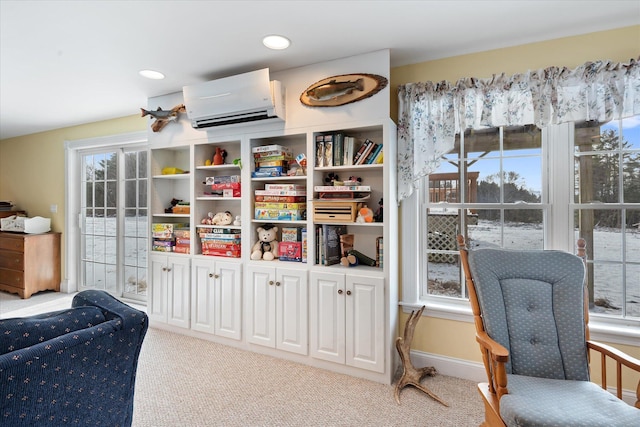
[428,220,640,319]
[82,216,148,296]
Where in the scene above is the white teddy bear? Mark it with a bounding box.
[251,224,279,261]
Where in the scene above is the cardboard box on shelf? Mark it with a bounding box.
[279,241,302,262]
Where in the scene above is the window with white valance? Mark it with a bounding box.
[398,58,640,329]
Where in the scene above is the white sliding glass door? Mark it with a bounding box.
[79,147,148,301]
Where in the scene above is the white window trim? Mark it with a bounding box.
[399,123,639,347]
[64,131,147,294]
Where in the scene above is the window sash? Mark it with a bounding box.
[402,122,639,327]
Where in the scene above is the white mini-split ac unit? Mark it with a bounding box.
[183,68,285,129]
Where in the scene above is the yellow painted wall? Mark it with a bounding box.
[391,25,640,391]
[0,114,146,279]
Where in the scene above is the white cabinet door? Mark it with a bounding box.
[276,267,308,355]
[149,254,168,323]
[149,254,190,329]
[191,259,216,334]
[246,265,276,347]
[192,259,242,340]
[215,261,242,340]
[346,275,384,373]
[310,271,384,373]
[166,257,190,329]
[247,265,308,354]
[309,271,345,364]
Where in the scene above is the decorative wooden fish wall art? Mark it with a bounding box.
[140,104,186,132]
[300,73,388,107]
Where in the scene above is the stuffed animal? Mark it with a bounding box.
[212,211,233,225]
[201,212,214,225]
[356,206,374,223]
[201,211,233,225]
[251,224,279,261]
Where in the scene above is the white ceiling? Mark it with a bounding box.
[1,1,638,140]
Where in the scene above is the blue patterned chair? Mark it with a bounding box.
[457,235,640,427]
[0,290,148,426]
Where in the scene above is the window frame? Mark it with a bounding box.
[399,122,640,346]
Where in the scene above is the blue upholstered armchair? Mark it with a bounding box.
[0,290,148,426]
[458,236,640,427]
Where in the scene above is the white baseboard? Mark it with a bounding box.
[409,349,486,383]
[410,349,638,406]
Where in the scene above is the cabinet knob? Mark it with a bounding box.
[269,280,274,286]
[166,268,172,272]
[209,273,214,278]
[162,267,167,272]
[338,289,343,295]
[275,281,281,286]
[214,274,220,279]
[346,290,352,296]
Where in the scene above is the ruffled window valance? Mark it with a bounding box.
[397,57,640,202]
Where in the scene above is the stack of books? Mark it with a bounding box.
[313,185,371,200]
[152,223,190,253]
[198,226,241,257]
[0,201,14,211]
[252,144,293,177]
[204,175,241,198]
[254,184,307,221]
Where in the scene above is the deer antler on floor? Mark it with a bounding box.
[394,305,448,406]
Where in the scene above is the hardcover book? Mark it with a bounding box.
[333,132,344,166]
[324,134,334,167]
[315,135,325,167]
[323,224,347,266]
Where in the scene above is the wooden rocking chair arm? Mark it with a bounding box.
[587,340,640,371]
[477,331,509,363]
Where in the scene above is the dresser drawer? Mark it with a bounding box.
[0,236,24,252]
[0,268,24,288]
[0,250,23,270]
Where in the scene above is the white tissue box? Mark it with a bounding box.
[0,215,51,234]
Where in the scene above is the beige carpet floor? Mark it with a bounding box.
[133,327,484,427]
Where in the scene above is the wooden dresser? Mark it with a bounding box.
[0,231,61,299]
[0,210,26,219]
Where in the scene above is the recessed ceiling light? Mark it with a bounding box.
[262,35,290,50]
[139,69,165,80]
